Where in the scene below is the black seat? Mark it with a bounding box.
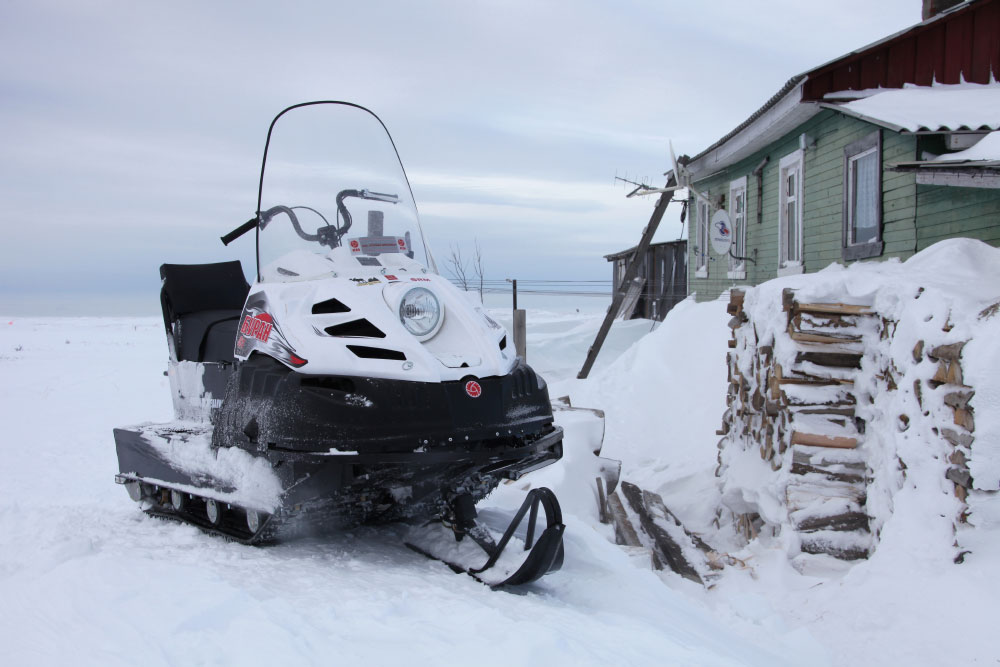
[160,261,250,363]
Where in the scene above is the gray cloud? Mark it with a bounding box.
[0,0,918,314]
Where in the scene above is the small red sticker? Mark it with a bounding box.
[349,239,361,252]
[397,239,406,247]
[385,274,398,281]
[465,380,482,398]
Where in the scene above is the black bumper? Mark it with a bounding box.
[213,356,558,456]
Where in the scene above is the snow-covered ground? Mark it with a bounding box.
[3,239,998,666]
[555,240,1000,667]
[0,315,806,666]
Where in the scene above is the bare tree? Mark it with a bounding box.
[446,240,486,302]
[446,244,470,292]
[473,239,485,302]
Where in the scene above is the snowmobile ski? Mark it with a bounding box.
[405,487,564,588]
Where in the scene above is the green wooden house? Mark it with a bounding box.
[685,0,1000,301]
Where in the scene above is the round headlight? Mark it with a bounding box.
[399,287,442,338]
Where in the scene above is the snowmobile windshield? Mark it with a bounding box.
[256,102,434,282]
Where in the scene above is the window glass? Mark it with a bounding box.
[728,177,747,277]
[696,200,710,273]
[851,150,878,244]
[779,153,802,268]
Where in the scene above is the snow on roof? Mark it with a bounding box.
[827,83,1000,133]
[930,131,1000,163]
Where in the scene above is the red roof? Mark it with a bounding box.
[803,0,1000,101]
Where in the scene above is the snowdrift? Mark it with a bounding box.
[562,238,1000,666]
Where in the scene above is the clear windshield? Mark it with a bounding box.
[257,102,433,281]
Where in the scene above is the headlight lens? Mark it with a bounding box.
[398,287,442,338]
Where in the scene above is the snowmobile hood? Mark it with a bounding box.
[234,267,516,382]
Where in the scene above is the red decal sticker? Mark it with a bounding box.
[385,274,398,281]
[465,380,482,398]
[288,353,308,367]
[349,239,361,252]
[410,277,430,282]
[397,239,406,247]
[240,313,273,343]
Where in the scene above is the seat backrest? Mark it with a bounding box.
[160,261,249,362]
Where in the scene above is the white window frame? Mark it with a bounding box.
[777,149,804,276]
[695,198,709,278]
[727,176,748,280]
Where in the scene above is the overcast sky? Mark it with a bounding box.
[0,0,922,314]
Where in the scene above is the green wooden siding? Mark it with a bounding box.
[916,185,1000,249]
[687,111,923,301]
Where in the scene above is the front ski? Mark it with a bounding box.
[406,487,564,589]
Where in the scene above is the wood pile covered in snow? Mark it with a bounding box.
[713,240,1000,568]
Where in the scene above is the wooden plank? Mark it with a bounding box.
[800,535,870,561]
[617,277,645,320]
[794,351,862,368]
[789,406,856,417]
[620,482,706,585]
[791,447,866,467]
[790,462,866,485]
[790,431,858,449]
[794,302,873,316]
[779,376,854,387]
[596,477,609,525]
[606,491,642,548]
[788,328,862,345]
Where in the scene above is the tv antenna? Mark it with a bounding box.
[615,142,711,204]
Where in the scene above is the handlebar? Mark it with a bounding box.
[222,189,399,248]
[220,217,259,246]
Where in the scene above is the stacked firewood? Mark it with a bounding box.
[719,288,878,560]
[922,341,975,511]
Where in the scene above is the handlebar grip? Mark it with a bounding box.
[220,217,259,246]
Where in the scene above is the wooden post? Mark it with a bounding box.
[513,308,527,361]
[596,477,609,524]
[578,175,676,379]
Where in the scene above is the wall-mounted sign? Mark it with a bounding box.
[710,209,733,255]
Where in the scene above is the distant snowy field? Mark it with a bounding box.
[0,310,806,667]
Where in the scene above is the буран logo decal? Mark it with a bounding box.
[241,312,273,343]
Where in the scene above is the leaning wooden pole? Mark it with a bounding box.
[578,176,676,379]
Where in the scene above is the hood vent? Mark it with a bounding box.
[324,319,386,338]
[347,345,406,361]
[312,297,351,314]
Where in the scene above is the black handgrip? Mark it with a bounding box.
[221,217,258,246]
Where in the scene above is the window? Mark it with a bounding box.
[778,149,804,276]
[843,131,883,261]
[695,199,709,278]
[727,176,747,279]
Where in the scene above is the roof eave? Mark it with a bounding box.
[891,162,1000,171]
[687,78,821,181]
[818,102,908,133]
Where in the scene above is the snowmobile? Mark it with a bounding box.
[113,101,566,587]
